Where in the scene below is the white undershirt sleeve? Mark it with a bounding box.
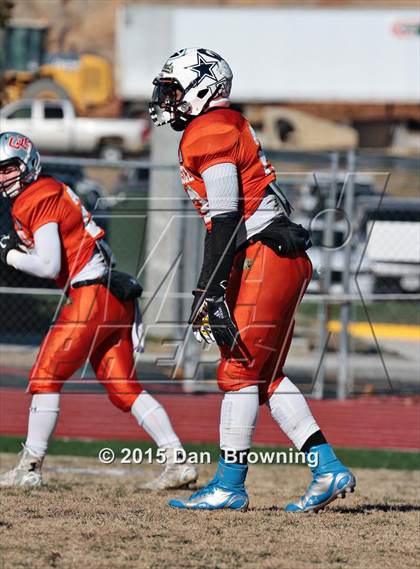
[7,222,61,280]
[201,162,239,217]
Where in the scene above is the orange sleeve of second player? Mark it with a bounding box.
[25,185,63,234]
[183,122,240,175]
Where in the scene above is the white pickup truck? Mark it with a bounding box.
[0,99,149,160]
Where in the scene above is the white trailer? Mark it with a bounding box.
[116,4,420,104]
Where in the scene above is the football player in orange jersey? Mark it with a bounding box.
[150,48,355,512]
[0,132,197,490]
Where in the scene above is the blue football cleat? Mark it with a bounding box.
[169,481,249,510]
[169,456,249,511]
[285,444,356,513]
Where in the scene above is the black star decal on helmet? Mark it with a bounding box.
[187,53,218,85]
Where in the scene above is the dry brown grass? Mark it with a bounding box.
[0,453,419,569]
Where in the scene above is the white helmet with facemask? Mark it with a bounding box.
[149,47,233,131]
[0,132,41,199]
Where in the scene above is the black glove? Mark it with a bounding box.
[188,289,207,325]
[206,296,239,350]
[0,233,20,264]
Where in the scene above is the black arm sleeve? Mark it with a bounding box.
[196,212,241,298]
[196,230,212,290]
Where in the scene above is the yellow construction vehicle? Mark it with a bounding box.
[0,21,116,116]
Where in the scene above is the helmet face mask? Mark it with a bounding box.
[149,47,233,131]
[150,78,187,130]
[0,132,41,199]
[0,160,24,197]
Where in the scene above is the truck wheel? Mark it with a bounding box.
[23,79,70,101]
[98,144,123,161]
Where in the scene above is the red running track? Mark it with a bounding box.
[0,388,419,450]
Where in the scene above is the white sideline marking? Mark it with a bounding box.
[45,466,154,477]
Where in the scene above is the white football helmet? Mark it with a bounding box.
[0,132,41,199]
[149,47,233,131]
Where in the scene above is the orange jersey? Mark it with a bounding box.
[12,177,105,288]
[179,108,276,229]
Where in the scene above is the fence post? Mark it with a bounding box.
[180,204,205,392]
[337,149,356,399]
[144,129,182,337]
[313,152,339,399]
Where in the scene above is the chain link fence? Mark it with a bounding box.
[1,150,419,399]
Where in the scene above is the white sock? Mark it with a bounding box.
[220,385,259,452]
[131,391,182,450]
[268,377,320,450]
[25,393,60,457]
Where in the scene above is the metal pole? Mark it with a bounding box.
[144,128,182,336]
[313,152,339,399]
[180,212,206,392]
[337,150,356,399]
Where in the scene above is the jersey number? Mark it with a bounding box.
[248,124,273,177]
[65,186,102,238]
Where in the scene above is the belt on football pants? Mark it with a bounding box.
[71,277,106,289]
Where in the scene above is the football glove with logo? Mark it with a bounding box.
[188,289,216,344]
[188,288,207,325]
[194,314,216,345]
[0,232,21,264]
[205,296,238,350]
